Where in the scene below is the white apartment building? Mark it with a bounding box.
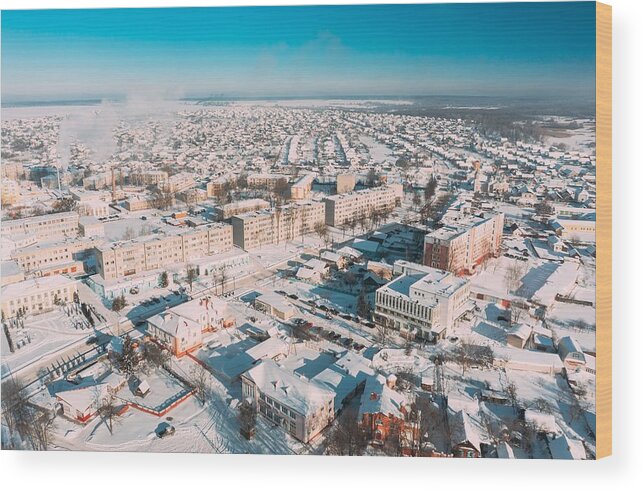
[375,261,471,341]
[96,223,233,280]
[1,211,79,241]
[231,201,325,250]
[11,237,101,273]
[323,186,397,227]
[241,360,335,443]
[1,275,78,318]
[213,198,271,220]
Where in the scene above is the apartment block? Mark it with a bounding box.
[1,178,21,206]
[336,173,356,194]
[323,186,397,227]
[206,175,233,197]
[374,261,471,341]
[213,198,270,220]
[11,237,100,273]
[423,212,504,275]
[164,172,196,193]
[290,174,315,200]
[2,211,79,241]
[96,223,233,280]
[247,173,289,189]
[231,201,325,250]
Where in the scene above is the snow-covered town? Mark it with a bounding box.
[1,97,597,459]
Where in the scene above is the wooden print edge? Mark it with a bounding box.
[595,1,612,459]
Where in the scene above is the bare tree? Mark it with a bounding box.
[186,264,198,292]
[356,288,372,320]
[375,321,390,347]
[449,340,495,376]
[326,408,368,456]
[238,398,257,440]
[1,377,29,445]
[1,377,54,450]
[95,391,122,435]
[190,364,211,404]
[314,222,329,245]
[504,381,520,412]
[144,341,170,369]
[344,271,357,293]
[219,266,228,295]
[381,418,404,456]
[505,260,526,295]
[29,408,55,450]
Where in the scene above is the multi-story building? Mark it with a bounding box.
[11,237,101,273]
[139,170,169,186]
[123,196,152,211]
[213,198,270,220]
[241,360,335,443]
[2,211,79,241]
[290,174,315,200]
[323,186,397,227]
[1,162,25,181]
[336,173,356,194]
[0,260,24,287]
[164,172,196,194]
[423,212,504,275]
[1,274,77,318]
[374,261,471,341]
[1,178,21,206]
[206,175,233,197]
[231,201,325,250]
[77,200,110,218]
[96,223,233,280]
[247,173,289,189]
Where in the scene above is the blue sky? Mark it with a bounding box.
[1,3,596,101]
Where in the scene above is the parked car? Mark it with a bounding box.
[157,425,176,438]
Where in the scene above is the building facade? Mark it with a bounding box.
[375,261,471,341]
[241,360,335,443]
[324,186,397,227]
[2,211,79,241]
[231,201,325,250]
[423,212,504,275]
[1,275,77,318]
[96,223,233,280]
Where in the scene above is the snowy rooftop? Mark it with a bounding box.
[1,274,76,300]
[358,374,407,419]
[243,360,335,416]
